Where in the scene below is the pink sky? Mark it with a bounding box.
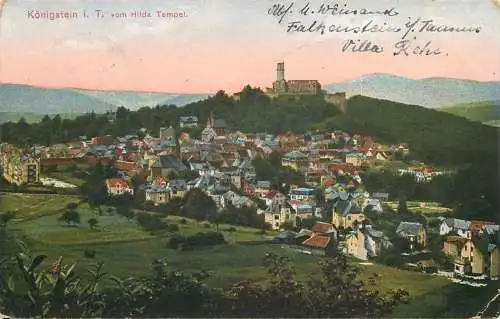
[1,0,499,94]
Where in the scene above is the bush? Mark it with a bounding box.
[167,223,179,233]
[166,234,186,250]
[136,212,167,232]
[203,223,211,229]
[166,231,226,251]
[83,249,96,259]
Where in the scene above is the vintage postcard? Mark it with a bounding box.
[0,0,499,318]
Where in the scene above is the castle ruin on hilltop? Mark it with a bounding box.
[265,62,348,111]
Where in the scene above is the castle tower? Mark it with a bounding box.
[276,61,285,81]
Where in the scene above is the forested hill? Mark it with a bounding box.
[320,95,499,167]
[1,87,498,169]
[0,87,498,220]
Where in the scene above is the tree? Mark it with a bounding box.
[117,205,134,221]
[397,197,409,215]
[88,218,99,230]
[228,252,408,316]
[167,223,179,234]
[58,210,81,226]
[181,189,217,222]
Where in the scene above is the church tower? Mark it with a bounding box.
[206,110,214,128]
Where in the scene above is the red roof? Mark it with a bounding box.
[311,222,335,234]
[115,160,138,172]
[302,235,331,249]
[106,178,129,188]
[266,189,279,199]
[86,156,112,166]
[41,158,78,166]
[126,153,138,162]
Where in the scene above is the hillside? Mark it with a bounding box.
[438,100,500,125]
[326,74,500,108]
[0,84,210,114]
[321,95,499,166]
[0,90,498,221]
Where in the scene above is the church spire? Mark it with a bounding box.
[207,110,214,128]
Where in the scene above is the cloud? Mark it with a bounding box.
[52,33,119,52]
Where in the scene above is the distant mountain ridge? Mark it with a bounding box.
[326,74,500,108]
[2,74,500,115]
[0,83,211,114]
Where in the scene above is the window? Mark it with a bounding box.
[347,216,351,221]
[470,247,473,253]
[455,265,460,271]
[274,215,279,220]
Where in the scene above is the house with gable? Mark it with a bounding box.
[345,152,365,167]
[361,198,383,213]
[149,155,188,181]
[264,190,287,209]
[442,236,468,258]
[439,218,471,239]
[145,184,169,205]
[346,226,390,260]
[311,222,337,239]
[254,180,272,198]
[395,221,427,251]
[105,178,133,196]
[289,187,315,202]
[454,236,500,278]
[263,201,297,230]
[331,197,365,230]
[179,116,199,128]
[301,234,336,256]
[281,150,308,171]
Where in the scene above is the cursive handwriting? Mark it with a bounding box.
[286,19,401,35]
[393,39,442,56]
[267,3,294,24]
[401,17,481,39]
[299,2,399,16]
[342,39,384,54]
[268,2,483,57]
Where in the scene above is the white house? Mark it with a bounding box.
[439,218,471,239]
[362,198,383,213]
[289,187,315,201]
[105,178,134,196]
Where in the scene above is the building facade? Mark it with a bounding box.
[0,144,40,186]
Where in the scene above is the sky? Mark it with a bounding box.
[0,0,499,94]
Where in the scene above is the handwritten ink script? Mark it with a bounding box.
[267,2,482,56]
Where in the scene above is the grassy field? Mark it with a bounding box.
[1,193,495,318]
[44,171,87,187]
[439,100,500,124]
[386,201,452,216]
[0,193,82,222]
